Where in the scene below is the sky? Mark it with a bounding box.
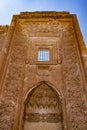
[0,0,87,46]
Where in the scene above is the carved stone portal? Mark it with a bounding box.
[23,82,63,130]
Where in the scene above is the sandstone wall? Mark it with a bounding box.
[0,12,87,130]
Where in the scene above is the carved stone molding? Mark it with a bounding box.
[61,29,87,130]
[24,113,62,123]
[20,21,71,35]
[24,83,62,110]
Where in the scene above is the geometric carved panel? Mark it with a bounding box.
[23,82,63,130]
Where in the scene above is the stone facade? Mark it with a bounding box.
[0,11,87,130]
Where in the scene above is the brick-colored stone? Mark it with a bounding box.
[0,11,87,130]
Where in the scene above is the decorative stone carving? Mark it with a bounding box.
[0,28,26,130]
[21,21,71,35]
[23,82,63,129]
[61,30,87,130]
[24,113,62,123]
[0,11,87,130]
[25,83,62,111]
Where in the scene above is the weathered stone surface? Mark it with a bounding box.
[0,11,87,130]
[0,25,9,52]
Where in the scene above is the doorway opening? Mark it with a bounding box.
[23,82,64,130]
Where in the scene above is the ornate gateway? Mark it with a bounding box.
[0,12,87,130]
[23,82,63,130]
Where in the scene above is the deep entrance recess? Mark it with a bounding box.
[23,82,63,130]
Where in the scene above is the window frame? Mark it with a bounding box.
[36,47,52,65]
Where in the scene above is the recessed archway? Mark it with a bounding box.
[23,82,64,130]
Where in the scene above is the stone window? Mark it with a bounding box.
[38,48,50,61]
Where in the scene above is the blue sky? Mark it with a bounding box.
[0,0,87,46]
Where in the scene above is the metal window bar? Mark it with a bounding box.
[38,49,49,61]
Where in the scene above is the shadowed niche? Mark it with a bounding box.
[23,82,64,130]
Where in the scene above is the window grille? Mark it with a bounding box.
[38,49,50,61]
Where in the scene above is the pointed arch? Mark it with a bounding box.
[23,81,64,130]
[24,81,62,102]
